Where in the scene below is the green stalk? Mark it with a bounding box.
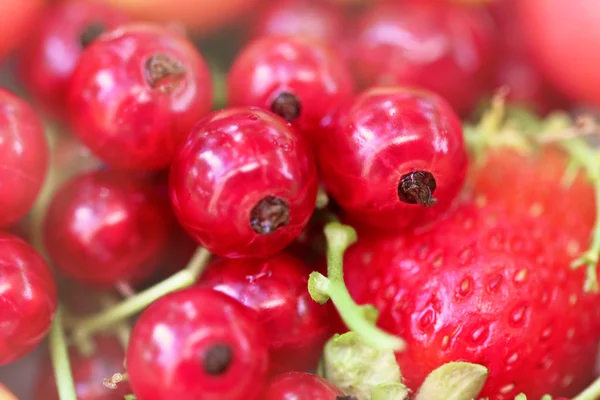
[49,306,77,400]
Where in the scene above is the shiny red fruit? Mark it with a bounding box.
[350,1,497,116]
[0,0,43,59]
[317,86,467,232]
[227,36,354,145]
[344,200,600,399]
[251,0,346,46]
[169,107,318,258]
[0,89,49,228]
[17,1,129,118]
[199,253,334,375]
[35,336,130,400]
[0,232,57,366]
[262,372,343,399]
[127,287,269,400]
[68,23,213,170]
[43,169,171,286]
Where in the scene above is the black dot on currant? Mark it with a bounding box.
[397,170,438,207]
[250,195,290,235]
[202,344,233,376]
[144,53,186,94]
[271,92,301,122]
[79,22,106,48]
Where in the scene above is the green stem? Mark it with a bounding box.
[574,376,600,400]
[72,247,211,342]
[309,222,405,351]
[49,306,77,400]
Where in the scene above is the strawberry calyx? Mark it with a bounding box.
[308,222,405,351]
[465,93,600,293]
[322,331,404,400]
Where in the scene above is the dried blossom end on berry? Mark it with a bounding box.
[249,195,290,235]
[271,91,301,122]
[414,362,488,400]
[398,170,437,207]
[145,53,186,93]
[202,344,233,376]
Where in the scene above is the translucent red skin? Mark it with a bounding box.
[0,89,49,228]
[198,253,334,376]
[250,0,346,46]
[316,86,467,232]
[350,1,497,116]
[67,23,213,170]
[43,169,171,287]
[262,372,343,400]
[343,201,600,399]
[17,2,129,118]
[0,232,57,366]
[34,336,131,400]
[169,107,318,258]
[227,36,354,146]
[127,287,269,400]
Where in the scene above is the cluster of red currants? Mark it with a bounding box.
[1,1,598,400]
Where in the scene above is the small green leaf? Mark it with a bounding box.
[371,383,410,400]
[415,362,488,400]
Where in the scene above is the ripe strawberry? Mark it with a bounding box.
[343,199,600,400]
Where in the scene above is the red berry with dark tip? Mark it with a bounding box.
[317,86,466,232]
[0,232,57,366]
[0,89,49,228]
[350,1,497,116]
[17,1,129,118]
[68,23,213,170]
[227,36,353,145]
[343,199,600,399]
[34,336,131,400]
[262,372,343,400]
[251,0,346,46]
[127,287,269,400]
[43,169,171,287]
[199,253,334,375]
[169,107,318,258]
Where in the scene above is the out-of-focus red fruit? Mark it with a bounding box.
[0,0,44,59]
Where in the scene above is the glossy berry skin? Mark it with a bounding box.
[127,287,269,400]
[199,253,334,375]
[0,89,49,228]
[68,23,213,170]
[227,36,354,145]
[169,107,318,258]
[251,0,346,46]
[0,232,57,366]
[17,2,129,118]
[344,200,600,399]
[262,372,343,400]
[35,336,130,400]
[317,86,467,232]
[43,169,170,287]
[350,1,497,116]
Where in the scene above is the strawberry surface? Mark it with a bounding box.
[344,199,600,399]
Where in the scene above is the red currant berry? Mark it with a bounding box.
[169,107,318,258]
[227,36,354,146]
[43,169,171,287]
[199,253,334,375]
[127,287,269,400]
[262,372,343,400]
[68,23,213,170]
[17,1,129,118]
[0,89,49,228]
[251,0,346,46]
[34,335,130,400]
[0,232,57,366]
[316,86,467,232]
[350,1,497,116]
